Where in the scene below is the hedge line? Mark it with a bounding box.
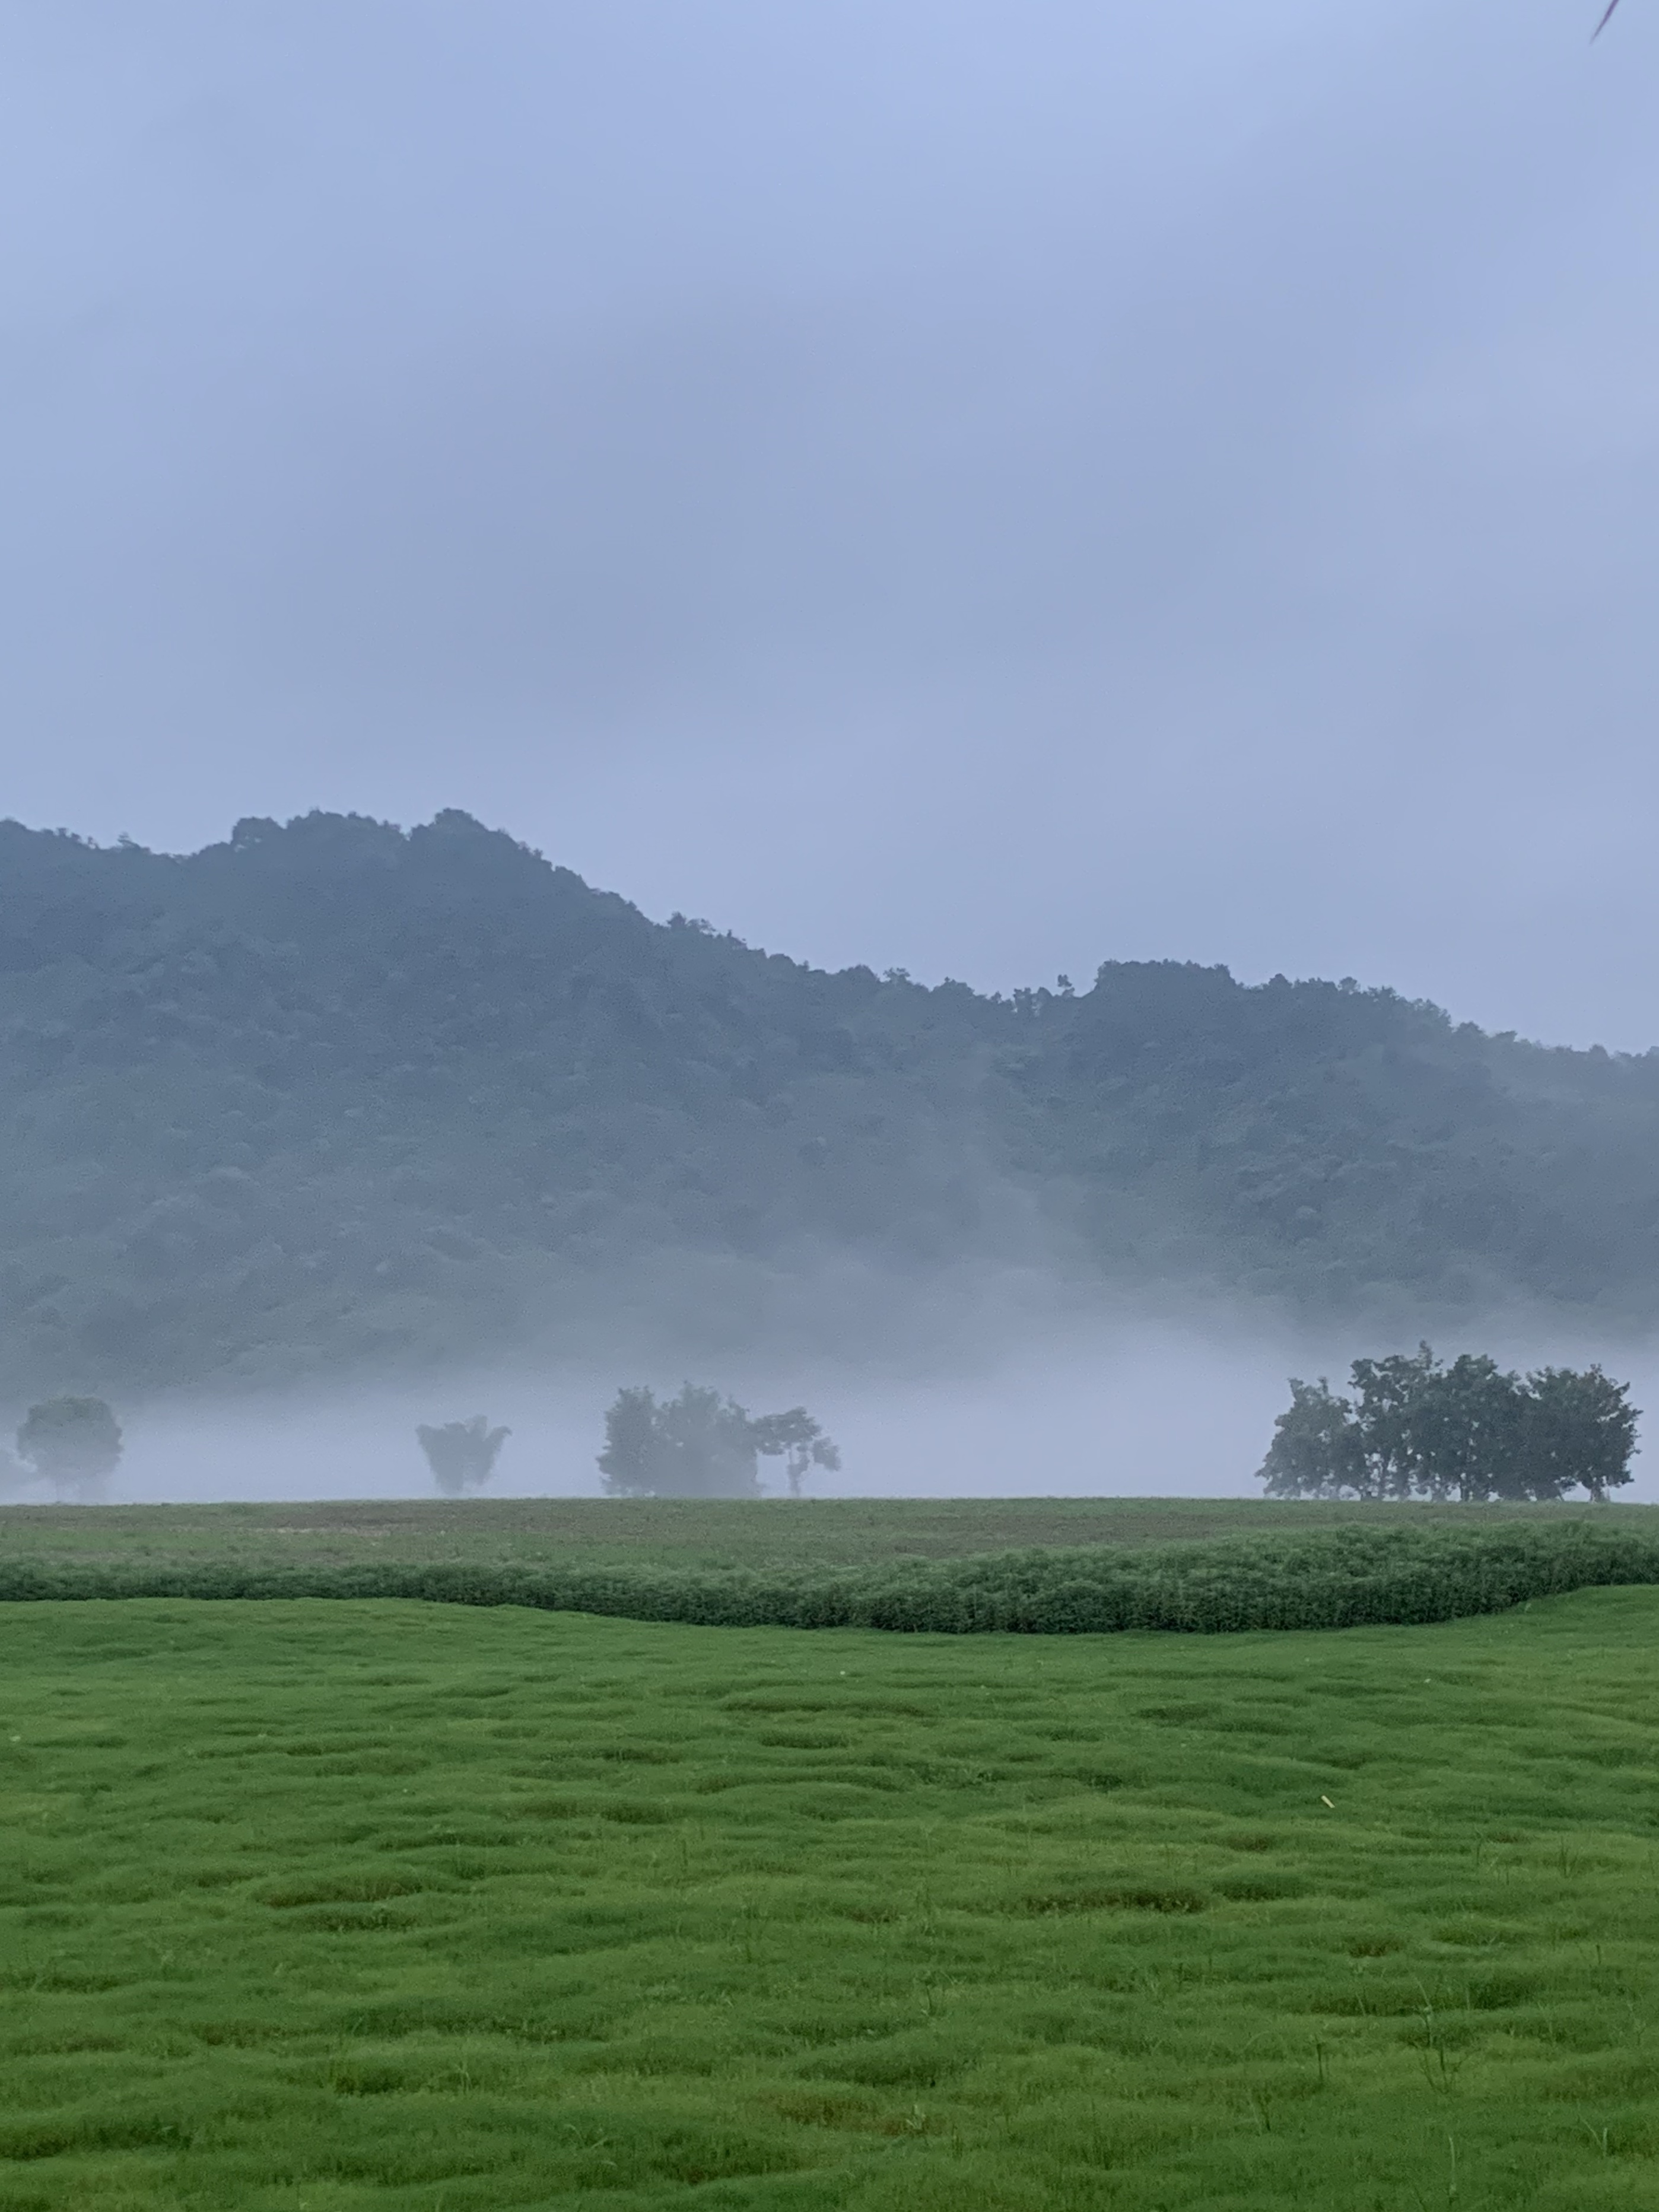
[3,1518,1658,1633]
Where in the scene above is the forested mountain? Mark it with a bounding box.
[3,808,1657,1394]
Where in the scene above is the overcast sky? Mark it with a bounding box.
[3,1,1656,1046]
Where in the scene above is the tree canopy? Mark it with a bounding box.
[1258,1347,1637,1502]
[7,811,1659,1392]
[599,1385,840,1499]
[17,1396,123,1502]
[415,1416,510,1496]
[748,1408,842,1498]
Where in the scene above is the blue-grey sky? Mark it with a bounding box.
[3,1,1656,1045]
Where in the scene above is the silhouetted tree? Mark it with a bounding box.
[416,1415,510,1496]
[599,1384,758,1498]
[748,1407,843,1498]
[1258,1348,1636,1502]
[1515,1365,1638,1502]
[1260,1377,1371,1498]
[597,1387,671,1498]
[18,1396,122,1502]
[1400,1351,1527,1503]
[599,1385,840,1499]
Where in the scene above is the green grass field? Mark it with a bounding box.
[5,1587,1659,2208]
[6,1493,1648,1578]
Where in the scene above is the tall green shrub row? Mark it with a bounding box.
[2,1520,1657,1633]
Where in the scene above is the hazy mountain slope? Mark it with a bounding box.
[1008,961,1659,1313]
[2,809,1655,1394]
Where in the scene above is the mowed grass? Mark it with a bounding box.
[7,1493,1649,1578]
[4,1594,1659,2210]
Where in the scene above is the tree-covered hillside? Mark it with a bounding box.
[2,809,1657,1393]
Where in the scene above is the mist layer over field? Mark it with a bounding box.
[17,1308,1656,1507]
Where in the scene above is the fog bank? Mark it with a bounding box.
[12,1312,1658,1507]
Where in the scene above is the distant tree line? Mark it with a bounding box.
[599,1384,840,1499]
[1258,1346,1637,1502]
[405,1387,839,1499]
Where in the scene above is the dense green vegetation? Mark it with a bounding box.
[7,809,1659,1394]
[12,1493,1623,1576]
[5,1590,1659,2208]
[1260,1346,1638,1502]
[2,1508,1657,1635]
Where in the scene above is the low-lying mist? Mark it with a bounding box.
[12,1299,1659,1507]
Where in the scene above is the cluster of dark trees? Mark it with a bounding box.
[9,811,1659,1393]
[598,1384,840,1499]
[0,1395,123,1502]
[1258,1346,1638,1502]
[408,1390,837,1498]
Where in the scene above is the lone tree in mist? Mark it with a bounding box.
[1258,1346,1636,1502]
[17,1396,123,1502]
[749,1407,841,1498]
[599,1385,840,1499]
[416,1415,510,1496]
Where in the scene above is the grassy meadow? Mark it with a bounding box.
[5,1492,1648,1576]
[4,1586,1659,2208]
